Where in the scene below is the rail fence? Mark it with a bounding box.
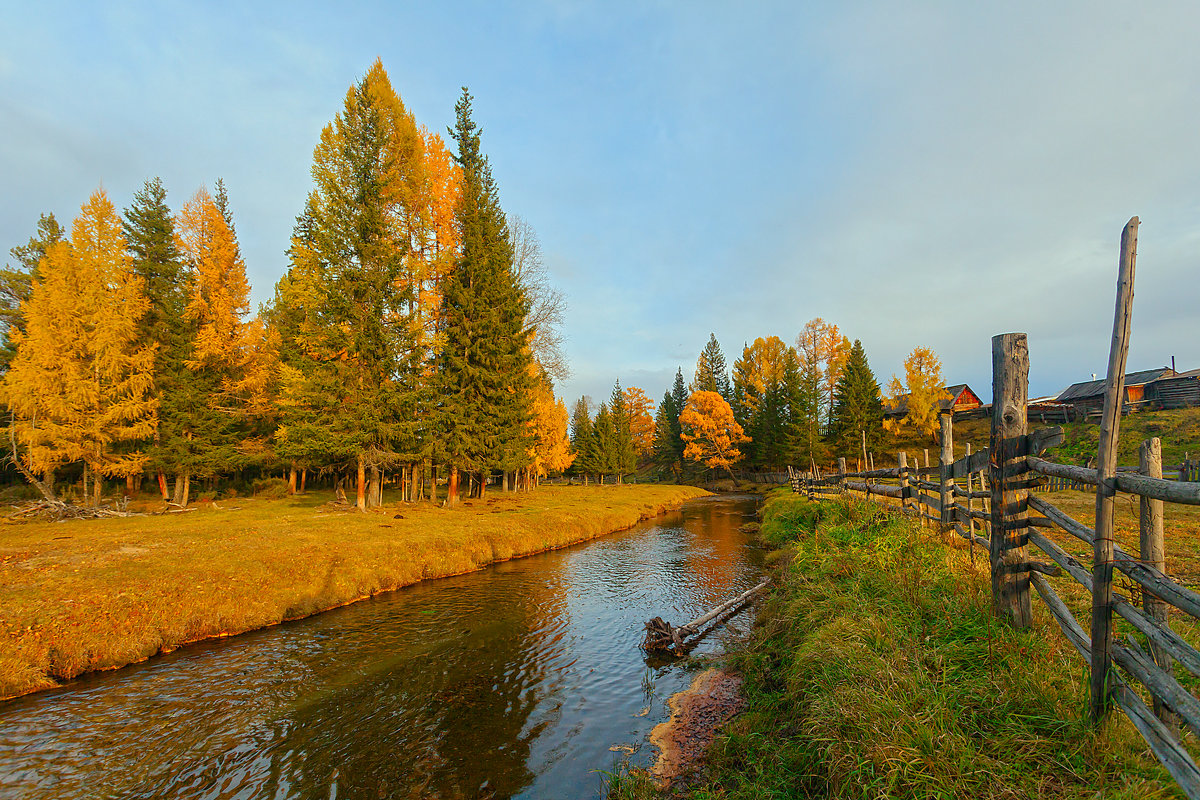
[790,217,1200,797]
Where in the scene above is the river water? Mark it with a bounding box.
[0,494,764,799]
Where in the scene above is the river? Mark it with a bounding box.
[0,494,764,799]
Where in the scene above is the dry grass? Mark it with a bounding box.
[0,484,706,700]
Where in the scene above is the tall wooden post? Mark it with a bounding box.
[861,431,868,473]
[1140,437,1179,736]
[1091,216,1138,723]
[965,443,975,539]
[898,451,910,513]
[990,332,1031,628]
[939,412,954,526]
[838,457,847,495]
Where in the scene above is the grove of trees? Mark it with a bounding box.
[1,61,573,508]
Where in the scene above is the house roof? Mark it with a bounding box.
[1056,368,1170,403]
[1152,368,1200,382]
[885,384,975,416]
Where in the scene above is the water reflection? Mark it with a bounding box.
[0,495,763,799]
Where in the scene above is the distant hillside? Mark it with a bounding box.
[873,407,1200,470]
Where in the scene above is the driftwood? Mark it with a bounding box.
[643,578,771,653]
[5,497,140,521]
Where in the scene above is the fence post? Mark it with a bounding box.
[965,443,974,540]
[1091,216,1138,723]
[898,451,910,514]
[838,457,847,496]
[861,431,868,474]
[1140,436,1179,737]
[990,332,1032,628]
[939,411,954,526]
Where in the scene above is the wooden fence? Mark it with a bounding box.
[791,218,1200,797]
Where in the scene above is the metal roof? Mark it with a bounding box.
[1056,368,1170,403]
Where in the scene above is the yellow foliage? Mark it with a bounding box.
[527,369,574,477]
[891,347,953,438]
[176,189,251,369]
[3,189,157,480]
[680,390,750,472]
[733,336,791,420]
[623,386,655,458]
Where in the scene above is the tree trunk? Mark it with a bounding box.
[502,471,510,492]
[300,469,307,493]
[288,464,297,495]
[356,456,367,511]
[478,471,486,500]
[82,464,90,506]
[93,472,102,508]
[448,466,459,507]
[181,474,191,507]
[126,473,135,497]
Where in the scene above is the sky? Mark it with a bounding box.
[3,1,1199,407]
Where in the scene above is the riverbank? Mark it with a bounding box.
[611,490,1177,799]
[0,484,706,701]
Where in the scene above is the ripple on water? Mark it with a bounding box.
[0,495,764,800]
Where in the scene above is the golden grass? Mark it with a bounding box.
[0,484,707,700]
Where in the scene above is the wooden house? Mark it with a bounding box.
[1147,368,1200,409]
[884,383,984,419]
[1055,367,1170,419]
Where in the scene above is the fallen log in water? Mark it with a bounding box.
[643,577,771,653]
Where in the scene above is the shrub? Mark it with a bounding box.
[252,477,291,499]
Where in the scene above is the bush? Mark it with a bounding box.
[0,483,44,503]
[252,477,291,499]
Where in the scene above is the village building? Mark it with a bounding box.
[1146,368,1200,410]
[884,383,984,420]
[1055,367,1171,419]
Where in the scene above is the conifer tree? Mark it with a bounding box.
[123,177,189,498]
[623,386,655,459]
[4,190,156,505]
[1,213,64,372]
[651,396,676,478]
[830,339,884,456]
[438,87,534,503]
[170,187,266,502]
[280,61,426,509]
[694,333,732,400]
[592,402,615,483]
[568,395,595,482]
[608,380,636,483]
[670,367,688,469]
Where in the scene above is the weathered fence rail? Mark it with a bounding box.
[790,217,1200,797]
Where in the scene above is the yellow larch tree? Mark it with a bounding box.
[680,390,750,478]
[622,386,655,459]
[3,189,157,505]
[527,369,574,486]
[887,346,953,439]
[172,187,271,492]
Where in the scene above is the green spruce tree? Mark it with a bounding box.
[438,87,534,503]
[694,333,732,400]
[123,178,190,498]
[830,339,884,457]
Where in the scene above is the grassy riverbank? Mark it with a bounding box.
[612,491,1178,799]
[0,483,706,701]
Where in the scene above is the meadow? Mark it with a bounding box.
[0,483,706,700]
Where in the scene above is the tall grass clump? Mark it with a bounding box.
[662,491,1177,799]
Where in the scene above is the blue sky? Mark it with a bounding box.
[3,1,1199,407]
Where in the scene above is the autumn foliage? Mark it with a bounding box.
[886,346,953,438]
[680,390,750,474]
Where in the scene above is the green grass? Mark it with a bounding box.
[0,484,707,700]
[611,491,1183,799]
